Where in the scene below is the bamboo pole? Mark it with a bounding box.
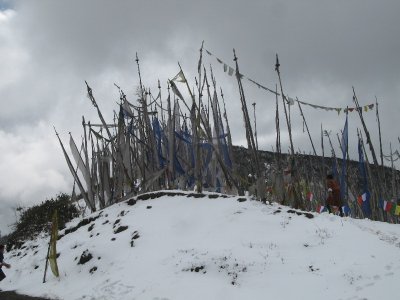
[275,84,281,163]
[296,100,317,156]
[352,88,379,166]
[252,102,259,152]
[82,117,95,208]
[275,54,294,156]
[375,97,384,167]
[233,49,260,177]
[177,64,238,191]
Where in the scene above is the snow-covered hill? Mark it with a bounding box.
[2,191,400,300]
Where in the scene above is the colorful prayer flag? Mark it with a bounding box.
[395,205,400,216]
[390,202,397,214]
[357,195,363,205]
[342,205,351,215]
[384,201,393,212]
[306,192,313,202]
[357,193,368,205]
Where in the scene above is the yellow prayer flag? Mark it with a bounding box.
[364,105,368,112]
[49,210,60,277]
[395,205,400,216]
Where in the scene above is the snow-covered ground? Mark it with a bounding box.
[1,191,400,300]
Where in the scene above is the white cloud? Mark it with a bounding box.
[0,9,29,87]
[0,122,71,203]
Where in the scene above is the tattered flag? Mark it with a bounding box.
[172,70,187,83]
[169,80,184,101]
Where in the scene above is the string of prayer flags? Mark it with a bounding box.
[203,47,376,113]
[204,48,278,95]
[286,96,295,106]
[298,99,374,115]
[380,200,400,215]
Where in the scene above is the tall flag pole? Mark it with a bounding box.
[358,134,372,217]
[340,110,348,203]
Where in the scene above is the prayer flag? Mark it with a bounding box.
[384,201,393,212]
[357,193,368,205]
[49,210,60,277]
[390,202,397,214]
[395,205,400,216]
[342,205,351,215]
[306,192,313,202]
[357,195,363,205]
[169,80,184,101]
[172,70,186,83]
[316,205,325,213]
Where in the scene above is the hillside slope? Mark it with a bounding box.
[1,191,400,300]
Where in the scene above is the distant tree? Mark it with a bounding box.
[5,193,79,251]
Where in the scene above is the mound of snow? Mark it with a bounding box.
[2,191,400,300]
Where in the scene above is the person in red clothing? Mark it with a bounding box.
[326,174,343,216]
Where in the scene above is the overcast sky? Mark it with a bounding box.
[1,0,399,234]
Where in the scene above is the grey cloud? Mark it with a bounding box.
[1,0,400,231]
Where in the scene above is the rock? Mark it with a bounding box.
[114,226,128,234]
[78,250,93,265]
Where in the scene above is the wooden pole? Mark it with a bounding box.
[275,54,294,156]
[275,84,281,162]
[177,64,238,191]
[42,238,51,283]
[220,87,234,166]
[352,87,379,166]
[297,100,317,156]
[375,97,384,167]
[177,62,202,193]
[252,102,259,151]
[233,49,260,177]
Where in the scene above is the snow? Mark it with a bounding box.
[1,191,400,300]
